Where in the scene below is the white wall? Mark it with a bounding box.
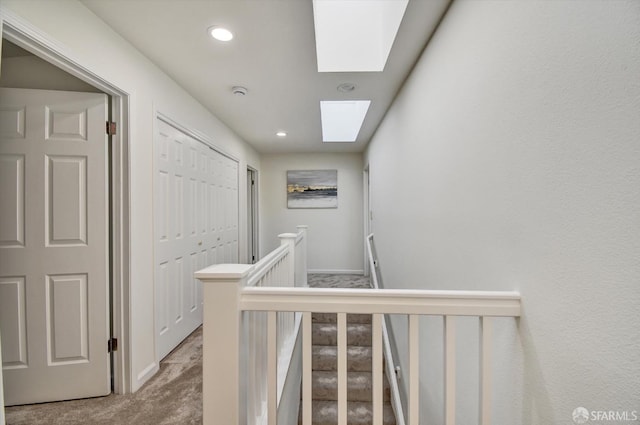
[1,0,261,392]
[261,153,364,274]
[365,1,640,424]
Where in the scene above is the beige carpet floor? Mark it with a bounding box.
[307,273,371,289]
[5,326,203,425]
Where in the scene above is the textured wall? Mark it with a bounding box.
[365,1,640,423]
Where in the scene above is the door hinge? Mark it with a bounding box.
[251,179,255,186]
[108,337,118,353]
[106,121,117,136]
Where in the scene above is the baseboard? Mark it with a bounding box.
[308,269,365,275]
[134,361,158,392]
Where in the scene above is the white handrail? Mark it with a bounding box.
[239,286,522,316]
[367,234,406,425]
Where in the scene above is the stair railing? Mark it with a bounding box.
[366,234,406,425]
[196,244,521,425]
[197,225,307,425]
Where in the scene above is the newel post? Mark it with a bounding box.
[195,264,254,425]
[296,225,308,287]
[279,232,297,287]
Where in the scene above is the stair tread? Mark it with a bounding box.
[312,345,372,372]
[303,400,396,425]
[313,312,372,324]
[312,371,391,402]
[313,323,372,331]
[312,323,372,346]
[313,345,372,354]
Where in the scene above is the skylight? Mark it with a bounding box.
[312,0,409,72]
[320,100,371,142]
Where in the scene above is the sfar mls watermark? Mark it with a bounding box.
[573,407,639,424]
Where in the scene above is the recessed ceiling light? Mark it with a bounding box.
[209,26,233,42]
[276,131,287,137]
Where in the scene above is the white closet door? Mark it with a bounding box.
[0,88,110,405]
[216,150,239,264]
[154,118,238,359]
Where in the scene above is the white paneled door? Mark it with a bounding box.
[154,117,238,359]
[0,88,110,405]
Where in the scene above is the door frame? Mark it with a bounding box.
[0,10,132,394]
[247,167,259,264]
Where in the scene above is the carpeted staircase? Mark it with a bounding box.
[302,275,397,425]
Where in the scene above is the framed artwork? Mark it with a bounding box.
[287,170,337,208]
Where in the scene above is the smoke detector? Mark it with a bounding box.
[232,86,248,96]
[337,83,356,93]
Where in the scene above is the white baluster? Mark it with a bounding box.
[255,313,262,424]
[445,315,456,425]
[262,312,268,416]
[259,314,265,423]
[281,257,287,286]
[479,316,493,425]
[409,315,420,425]
[278,312,283,359]
[267,311,277,425]
[283,256,288,282]
[246,312,254,424]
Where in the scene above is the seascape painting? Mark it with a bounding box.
[287,170,338,208]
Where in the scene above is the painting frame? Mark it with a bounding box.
[287,169,338,209]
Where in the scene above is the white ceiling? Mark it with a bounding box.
[81,0,450,154]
